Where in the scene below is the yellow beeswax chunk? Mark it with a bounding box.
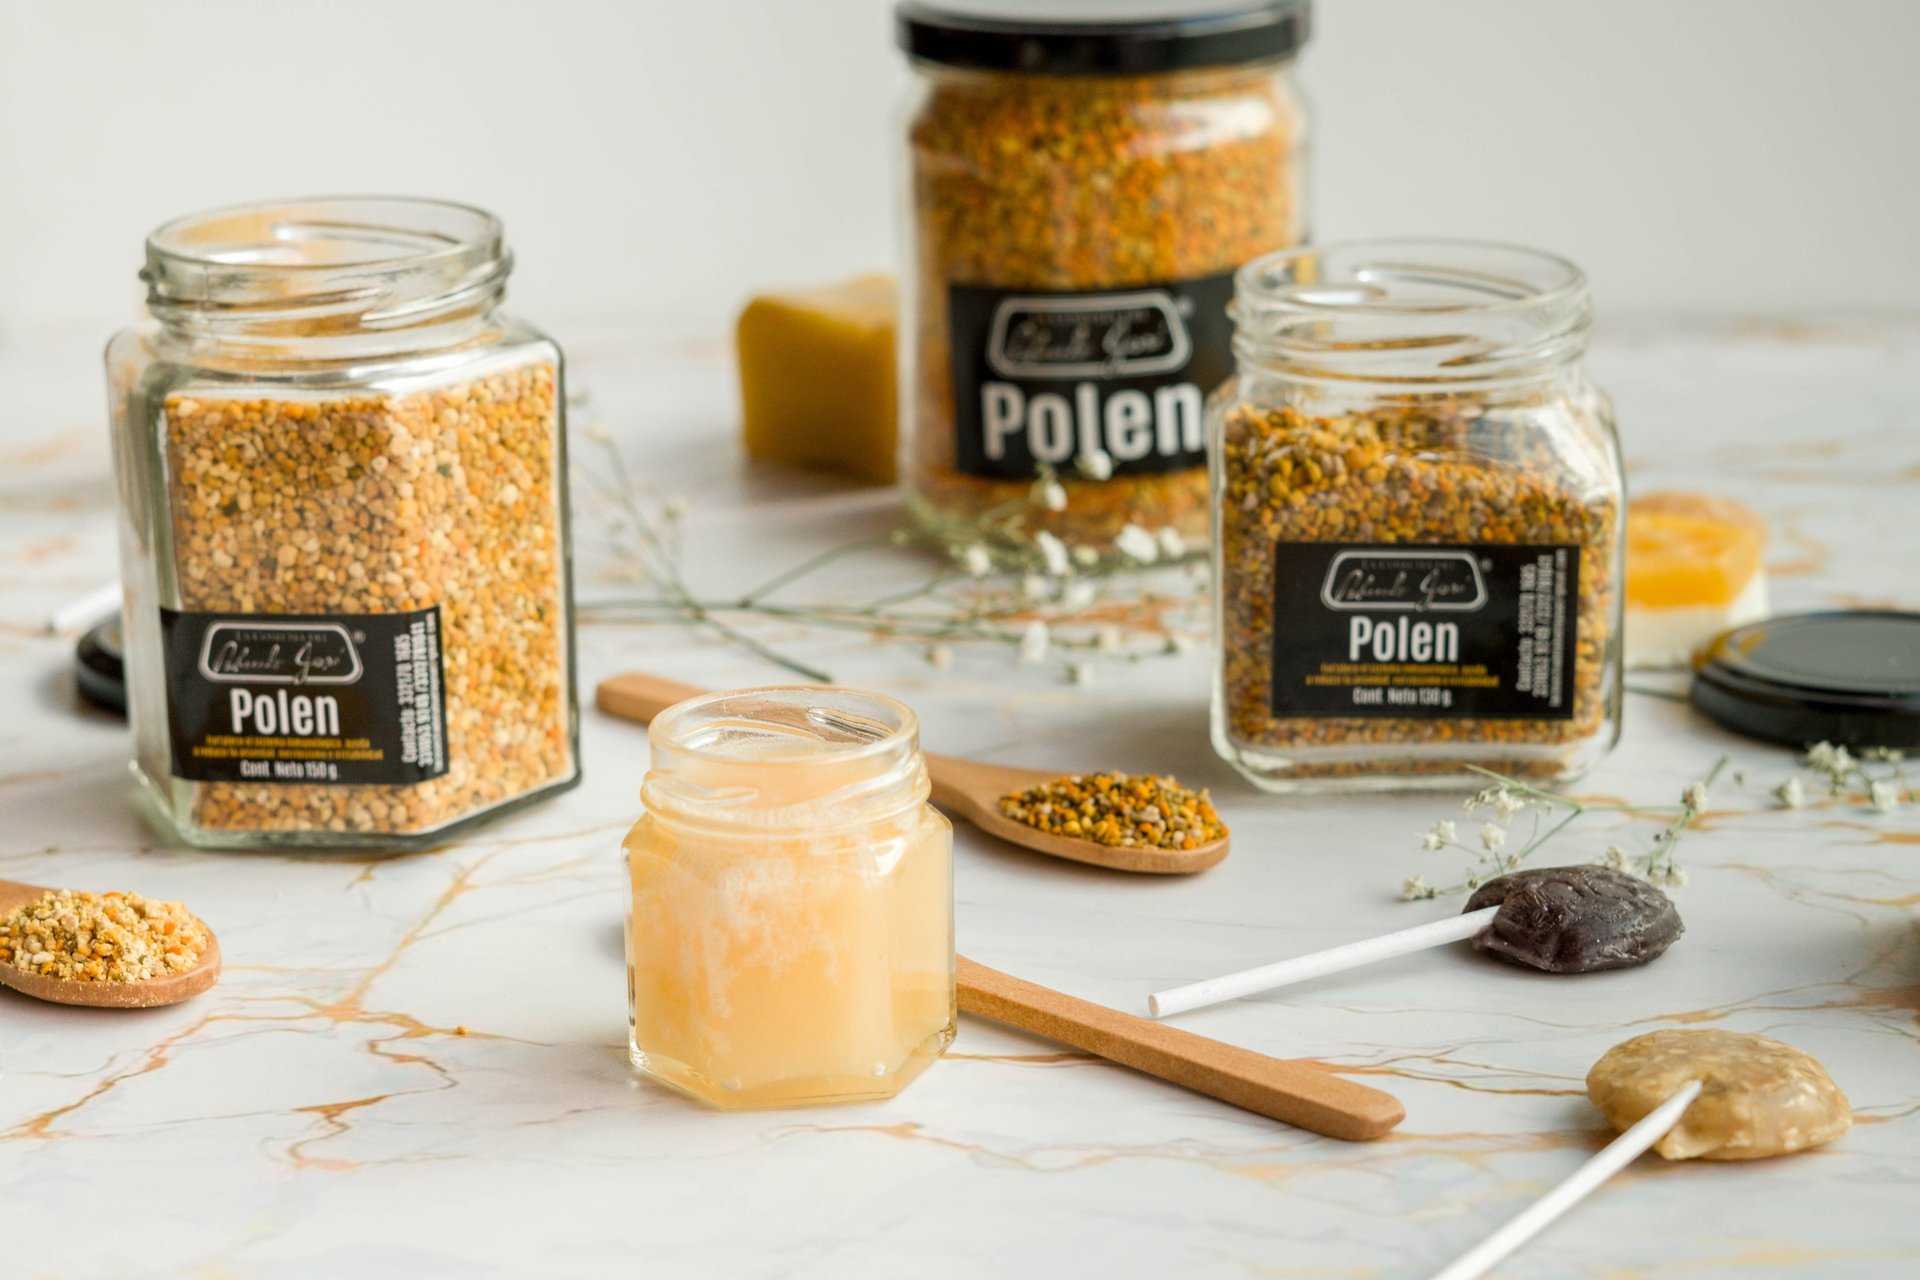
[736,274,898,485]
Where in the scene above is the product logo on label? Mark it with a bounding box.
[985,290,1193,380]
[1319,550,1489,613]
[197,621,365,686]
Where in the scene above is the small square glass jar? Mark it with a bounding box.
[104,198,579,849]
[624,687,957,1109]
[1208,240,1625,792]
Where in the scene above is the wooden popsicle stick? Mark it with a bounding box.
[957,955,1403,1142]
[1428,1079,1704,1280]
[1149,907,1501,1018]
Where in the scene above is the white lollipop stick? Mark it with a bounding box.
[1148,906,1500,1018]
[47,581,120,635]
[1429,1079,1704,1280]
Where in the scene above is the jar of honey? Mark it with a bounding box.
[624,687,956,1108]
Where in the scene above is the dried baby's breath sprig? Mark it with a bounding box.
[1761,741,1911,813]
[1401,758,1728,900]
[573,411,1207,683]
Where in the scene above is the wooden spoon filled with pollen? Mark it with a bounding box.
[596,671,1230,874]
[0,878,221,1009]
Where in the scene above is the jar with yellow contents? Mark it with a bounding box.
[624,687,956,1108]
[1209,241,1625,792]
[897,1,1311,549]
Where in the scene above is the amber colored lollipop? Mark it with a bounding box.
[1431,1029,1850,1280]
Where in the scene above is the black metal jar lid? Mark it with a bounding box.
[896,1,1310,75]
[76,618,126,716]
[1690,611,1920,749]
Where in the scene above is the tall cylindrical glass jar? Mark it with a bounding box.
[898,1,1311,549]
[624,687,956,1109]
[1209,241,1624,792]
[105,197,579,849]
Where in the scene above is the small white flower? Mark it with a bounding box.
[1076,450,1114,481]
[1069,662,1095,686]
[1479,823,1506,853]
[1096,626,1124,655]
[1115,524,1159,563]
[1683,782,1711,811]
[1156,527,1187,559]
[583,422,613,444]
[1420,820,1457,852]
[1018,620,1050,664]
[1035,531,1071,578]
[1071,544,1100,568]
[1021,573,1049,602]
[1654,866,1689,889]
[925,644,953,671]
[1462,787,1495,814]
[1401,874,1434,901]
[1772,776,1806,809]
[960,544,992,577]
[1493,790,1525,820]
[1062,581,1096,611]
[1805,742,1854,774]
[1032,477,1068,511]
[1870,780,1901,813]
[1602,844,1631,871]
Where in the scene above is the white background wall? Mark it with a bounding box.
[2,0,1917,346]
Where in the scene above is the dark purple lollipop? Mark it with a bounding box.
[1464,865,1683,973]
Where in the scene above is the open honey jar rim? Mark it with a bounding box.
[647,685,922,766]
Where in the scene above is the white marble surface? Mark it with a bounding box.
[1,317,1917,1279]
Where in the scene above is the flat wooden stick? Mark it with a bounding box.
[958,955,1403,1142]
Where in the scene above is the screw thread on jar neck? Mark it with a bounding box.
[641,687,932,836]
[141,196,511,359]
[1230,239,1593,390]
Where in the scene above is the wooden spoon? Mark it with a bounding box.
[595,671,1229,875]
[0,878,221,1009]
[959,956,1403,1140]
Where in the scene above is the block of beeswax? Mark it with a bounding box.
[737,274,897,485]
[1626,491,1769,669]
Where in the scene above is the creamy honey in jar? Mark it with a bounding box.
[624,687,956,1108]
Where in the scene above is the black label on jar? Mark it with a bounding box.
[158,607,449,785]
[946,273,1235,479]
[1269,544,1581,719]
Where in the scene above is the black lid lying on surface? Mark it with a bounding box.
[76,619,126,717]
[896,0,1310,75]
[1690,611,1920,749]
